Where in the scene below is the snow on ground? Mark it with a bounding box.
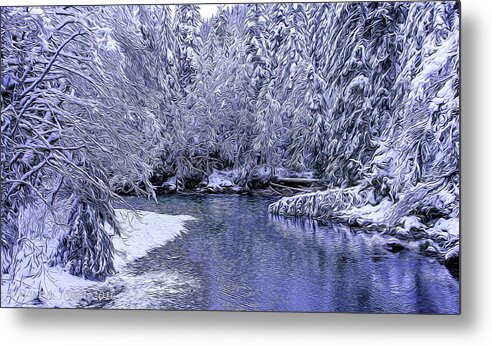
[340,198,394,223]
[202,169,241,192]
[433,217,460,237]
[1,209,193,308]
[111,209,194,271]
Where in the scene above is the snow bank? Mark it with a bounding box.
[433,218,459,238]
[201,169,240,192]
[110,209,194,271]
[1,209,193,308]
[269,186,460,266]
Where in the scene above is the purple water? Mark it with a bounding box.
[113,194,459,313]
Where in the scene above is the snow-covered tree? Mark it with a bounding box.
[1,2,460,291]
[1,6,157,282]
[174,4,202,94]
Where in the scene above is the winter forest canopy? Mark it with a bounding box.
[1,2,459,301]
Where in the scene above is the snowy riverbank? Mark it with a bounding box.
[1,209,193,308]
[269,188,459,273]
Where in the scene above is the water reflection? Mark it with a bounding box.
[116,194,459,313]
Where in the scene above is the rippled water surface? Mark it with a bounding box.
[109,194,459,313]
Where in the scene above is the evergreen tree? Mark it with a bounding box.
[174,4,202,94]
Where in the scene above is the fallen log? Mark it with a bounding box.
[275,177,322,184]
[274,177,324,185]
[270,182,318,193]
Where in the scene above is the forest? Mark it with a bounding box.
[1,2,459,306]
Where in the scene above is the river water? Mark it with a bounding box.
[99,194,459,313]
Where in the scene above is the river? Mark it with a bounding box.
[92,194,459,313]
